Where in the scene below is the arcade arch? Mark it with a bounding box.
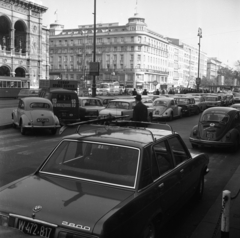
[0,15,11,51]
[15,67,26,77]
[0,65,11,76]
[14,20,27,53]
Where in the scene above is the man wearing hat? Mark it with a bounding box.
[133,94,148,122]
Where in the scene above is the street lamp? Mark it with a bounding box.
[196,27,202,92]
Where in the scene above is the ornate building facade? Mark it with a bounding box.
[49,14,170,91]
[0,0,49,88]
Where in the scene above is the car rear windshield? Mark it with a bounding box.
[175,98,188,104]
[201,112,229,123]
[40,141,139,188]
[82,99,103,106]
[153,100,168,106]
[30,102,51,109]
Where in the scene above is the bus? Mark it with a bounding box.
[98,81,120,95]
[0,77,29,98]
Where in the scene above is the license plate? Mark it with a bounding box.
[37,118,49,122]
[206,132,214,139]
[56,103,71,107]
[17,219,55,238]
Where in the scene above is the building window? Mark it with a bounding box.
[59,64,62,69]
[65,40,68,46]
[114,37,117,43]
[131,46,134,51]
[131,36,134,42]
[50,56,53,63]
[107,38,111,43]
[131,54,134,61]
[70,56,73,62]
[121,37,124,42]
[71,64,74,70]
[138,46,141,51]
[64,56,67,62]
[114,47,117,51]
[138,55,141,61]
[58,56,62,62]
[121,46,124,51]
[70,74,74,79]
[65,65,68,69]
[131,64,133,69]
[114,54,117,61]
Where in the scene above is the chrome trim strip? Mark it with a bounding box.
[40,140,140,190]
[10,214,57,227]
[189,137,233,144]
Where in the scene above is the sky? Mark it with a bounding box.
[40,0,240,69]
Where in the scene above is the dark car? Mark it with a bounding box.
[174,96,200,116]
[189,107,240,151]
[0,119,209,238]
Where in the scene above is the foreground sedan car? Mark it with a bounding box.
[190,107,240,150]
[12,97,60,135]
[152,97,182,120]
[0,120,209,238]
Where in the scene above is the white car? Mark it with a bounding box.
[12,97,60,135]
[152,97,182,121]
[99,98,154,121]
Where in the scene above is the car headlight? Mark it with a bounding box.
[0,213,9,227]
[193,129,198,135]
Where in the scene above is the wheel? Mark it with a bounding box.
[20,123,26,135]
[142,220,156,238]
[51,128,57,135]
[194,174,204,200]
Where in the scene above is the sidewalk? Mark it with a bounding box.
[0,108,240,238]
[0,108,14,130]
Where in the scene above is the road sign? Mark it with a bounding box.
[89,62,99,76]
[196,77,201,84]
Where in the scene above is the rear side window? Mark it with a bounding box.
[57,94,71,101]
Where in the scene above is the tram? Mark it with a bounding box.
[0,76,29,98]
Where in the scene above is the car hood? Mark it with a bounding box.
[99,108,124,116]
[0,174,133,234]
[153,106,167,115]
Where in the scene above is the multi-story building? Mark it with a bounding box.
[49,13,169,91]
[167,38,207,88]
[0,0,49,89]
[207,57,222,81]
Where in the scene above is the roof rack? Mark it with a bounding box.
[111,120,174,133]
[58,115,128,135]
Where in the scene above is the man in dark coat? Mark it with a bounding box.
[142,89,148,95]
[132,94,148,122]
[132,88,137,96]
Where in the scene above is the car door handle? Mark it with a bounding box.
[158,183,164,189]
[180,169,184,173]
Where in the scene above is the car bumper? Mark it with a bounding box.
[23,125,61,129]
[189,137,234,147]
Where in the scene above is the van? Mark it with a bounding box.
[39,88,81,124]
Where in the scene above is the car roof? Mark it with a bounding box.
[21,97,51,103]
[110,99,135,102]
[49,88,76,93]
[62,122,174,147]
[79,97,101,100]
[154,97,174,101]
[203,107,238,114]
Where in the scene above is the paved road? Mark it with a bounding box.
[1,114,240,237]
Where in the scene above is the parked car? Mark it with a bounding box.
[96,95,116,106]
[152,97,182,120]
[0,120,209,238]
[99,98,154,121]
[189,107,240,151]
[78,97,105,120]
[193,96,207,112]
[231,103,240,111]
[39,88,81,124]
[12,97,60,135]
[203,95,222,108]
[174,96,200,116]
[233,92,240,103]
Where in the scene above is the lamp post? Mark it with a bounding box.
[196,27,202,92]
[92,0,97,97]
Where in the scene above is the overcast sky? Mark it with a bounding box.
[41,0,240,69]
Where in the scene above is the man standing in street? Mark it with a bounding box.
[133,94,148,122]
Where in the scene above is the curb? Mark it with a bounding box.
[0,123,13,130]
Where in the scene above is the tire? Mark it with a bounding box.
[194,174,204,200]
[142,220,156,238]
[20,123,26,135]
[51,128,57,135]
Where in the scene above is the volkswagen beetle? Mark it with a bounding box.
[12,97,60,135]
[189,107,240,151]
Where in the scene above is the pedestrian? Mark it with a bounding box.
[162,89,165,95]
[132,94,148,122]
[142,89,148,95]
[155,89,160,95]
[132,88,137,96]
